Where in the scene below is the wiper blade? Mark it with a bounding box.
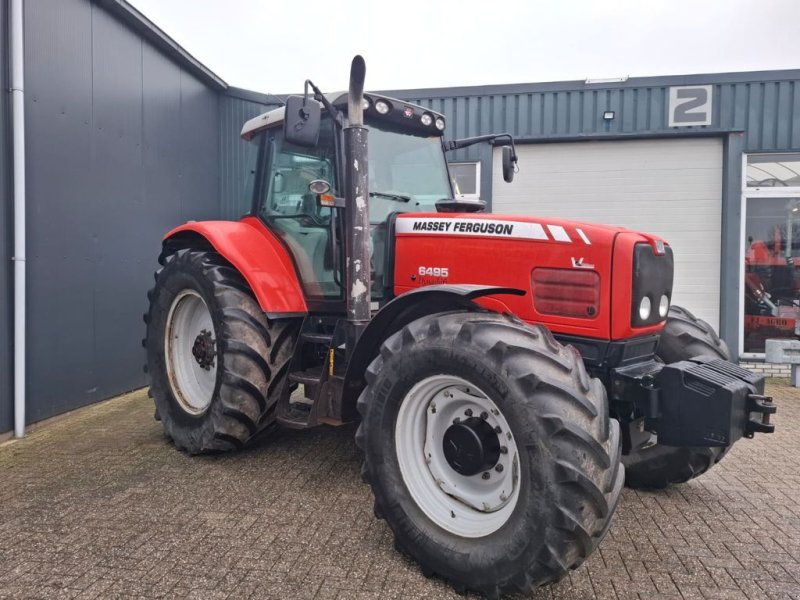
[369,191,411,203]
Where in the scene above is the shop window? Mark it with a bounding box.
[743,197,800,353]
[449,162,480,198]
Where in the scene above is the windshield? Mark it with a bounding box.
[366,125,452,223]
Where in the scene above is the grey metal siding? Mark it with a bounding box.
[219,73,800,219]
[20,0,219,425]
[219,92,280,219]
[0,0,12,433]
[399,78,800,152]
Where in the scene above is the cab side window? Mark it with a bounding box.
[260,119,340,299]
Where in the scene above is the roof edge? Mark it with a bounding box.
[97,0,227,91]
[377,68,800,99]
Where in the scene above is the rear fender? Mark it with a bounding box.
[164,217,307,317]
[341,284,525,420]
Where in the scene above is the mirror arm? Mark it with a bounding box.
[444,133,518,161]
[304,79,345,129]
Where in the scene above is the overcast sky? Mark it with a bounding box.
[128,0,800,94]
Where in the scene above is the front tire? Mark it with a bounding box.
[145,248,299,454]
[623,305,731,489]
[356,312,624,596]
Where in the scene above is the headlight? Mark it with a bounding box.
[361,98,370,110]
[639,296,652,321]
[659,294,670,318]
[435,117,445,131]
[375,100,390,115]
[421,113,433,126]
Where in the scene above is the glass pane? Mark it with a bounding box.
[450,163,478,196]
[261,119,340,299]
[747,154,800,188]
[744,197,800,353]
[365,126,452,223]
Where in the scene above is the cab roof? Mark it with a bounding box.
[240,92,446,141]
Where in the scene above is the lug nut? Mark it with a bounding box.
[494,426,502,434]
[453,417,461,424]
[481,472,490,480]
[499,446,508,454]
[480,411,489,420]
[491,408,499,415]
[495,464,504,473]
[464,408,473,417]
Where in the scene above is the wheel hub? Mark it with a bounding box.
[395,375,520,538]
[191,329,216,370]
[443,417,500,476]
[164,290,217,415]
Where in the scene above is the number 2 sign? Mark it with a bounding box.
[668,85,713,127]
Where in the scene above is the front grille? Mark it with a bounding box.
[631,243,674,327]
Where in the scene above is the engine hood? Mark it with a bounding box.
[393,212,670,340]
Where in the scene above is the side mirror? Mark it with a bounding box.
[502,146,517,183]
[284,95,321,147]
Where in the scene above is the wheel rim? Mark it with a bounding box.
[164,289,217,415]
[395,375,521,538]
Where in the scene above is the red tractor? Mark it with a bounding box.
[144,57,775,596]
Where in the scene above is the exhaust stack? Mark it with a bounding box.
[344,56,370,327]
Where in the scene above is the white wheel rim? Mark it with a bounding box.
[164,289,217,415]
[395,375,521,538]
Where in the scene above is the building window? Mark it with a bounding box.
[747,154,800,188]
[449,162,481,198]
[742,153,800,355]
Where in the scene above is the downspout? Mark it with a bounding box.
[10,0,25,437]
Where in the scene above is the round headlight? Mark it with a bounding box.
[435,117,446,131]
[659,294,670,318]
[361,98,370,110]
[375,100,390,115]
[639,296,652,321]
[421,113,433,126]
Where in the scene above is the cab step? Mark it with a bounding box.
[289,367,323,387]
[276,403,313,429]
[301,332,334,346]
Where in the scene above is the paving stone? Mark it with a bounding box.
[1,383,799,599]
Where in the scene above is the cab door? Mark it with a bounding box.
[257,118,342,301]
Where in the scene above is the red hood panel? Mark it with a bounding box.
[394,213,668,340]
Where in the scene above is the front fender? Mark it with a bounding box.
[341,284,525,420]
[165,216,307,317]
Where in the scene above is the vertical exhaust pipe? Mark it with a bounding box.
[344,56,370,329]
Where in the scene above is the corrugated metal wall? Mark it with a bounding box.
[218,72,800,217]
[219,90,280,219]
[0,0,12,433]
[20,0,220,425]
[393,74,800,152]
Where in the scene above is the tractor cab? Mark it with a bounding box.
[240,92,512,303]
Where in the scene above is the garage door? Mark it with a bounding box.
[491,138,723,330]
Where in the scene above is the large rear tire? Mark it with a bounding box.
[623,305,731,489]
[356,312,624,597]
[145,248,299,454]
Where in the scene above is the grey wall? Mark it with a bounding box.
[0,0,12,433]
[218,72,800,360]
[219,72,800,218]
[19,0,220,426]
[219,89,280,219]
